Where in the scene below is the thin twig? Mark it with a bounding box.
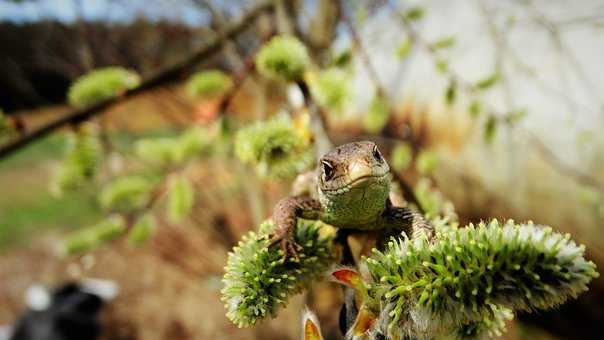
[216,30,275,115]
[527,133,604,194]
[388,2,604,198]
[339,0,386,96]
[340,0,425,212]
[0,0,274,159]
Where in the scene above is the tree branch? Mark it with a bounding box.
[0,0,274,159]
[527,133,604,194]
[388,2,604,200]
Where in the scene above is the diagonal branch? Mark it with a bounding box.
[388,2,604,200]
[0,0,274,159]
[527,133,604,194]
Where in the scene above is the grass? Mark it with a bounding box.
[0,134,101,248]
[0,128,181,249]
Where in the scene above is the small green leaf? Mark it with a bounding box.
[469,100,482,117]
[504,109,527,124]
[435,59,448,73]
[405,6,425,21]
[445,79,456,105]
[475,73,500,90]
[430,36,456,50]
[331,48,352,68]
[167,175,195,223]
[356,5,368,25]
[484,115,498,144]
[396,39,412,59]
[576,131,593,146]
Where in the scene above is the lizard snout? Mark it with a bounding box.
[348,161,373,183]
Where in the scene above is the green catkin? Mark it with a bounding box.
[364,219,598,339]
[234,115,314,179]
[310,68,350,111]
[67,67,140,108]
[174,126,211,161]
[135,137,180,166]
[390,142,412,172]
[128,214,157,246]
[414,178,446,218]
[52,123,103,196]
[135,127,210,166]
[185,70,233,98]
[415,150,439,175]
[255,35,310,82]
[363,93,390,134]
[453,305,513,340]
[62,215,126,255]
[167,175,195,223]
[221,219,334,327]
[99,176,153,213]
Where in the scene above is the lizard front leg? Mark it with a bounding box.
[269,195,322,260]
[378,199,434,246]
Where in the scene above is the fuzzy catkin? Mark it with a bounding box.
[453,305,513,340]
[68,67,140,108]
[221,219,333,327]
[234,115,314,179]
[185,70,232,98]
[365,219,598,338]
[256,35,310,82]
[52,123,103,196]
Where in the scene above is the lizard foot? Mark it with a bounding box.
[267,232,303,262]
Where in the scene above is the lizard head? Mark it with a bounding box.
[317,141,391,227]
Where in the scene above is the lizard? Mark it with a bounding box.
[268,140,433,258]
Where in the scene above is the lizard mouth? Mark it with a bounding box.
[321,172,390,194]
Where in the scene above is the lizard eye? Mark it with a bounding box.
[321,160,335,181]
[372,145,383,163]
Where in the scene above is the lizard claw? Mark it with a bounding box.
[268,232,303,262]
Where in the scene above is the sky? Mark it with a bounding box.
[0,0,231,26]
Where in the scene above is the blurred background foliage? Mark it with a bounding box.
[1,0,604,339]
